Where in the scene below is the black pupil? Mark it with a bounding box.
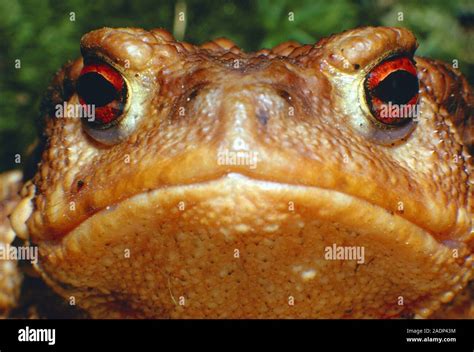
[77,72,118,107]
[372,70,419,105]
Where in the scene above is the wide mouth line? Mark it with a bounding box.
[54,172,433,241]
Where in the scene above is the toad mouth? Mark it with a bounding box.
[63,172,438,245]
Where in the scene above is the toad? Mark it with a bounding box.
[1,26,473,318]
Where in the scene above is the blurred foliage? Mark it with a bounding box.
[0,0,473,171]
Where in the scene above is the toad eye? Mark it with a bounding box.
[364,56,419,126]
[76,62,127,128]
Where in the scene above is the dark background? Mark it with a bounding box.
[0,0,473,172]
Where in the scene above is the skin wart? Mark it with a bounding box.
[0,26,473,318]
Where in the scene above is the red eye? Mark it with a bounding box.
[364,56,419,125]
[77,62,127,127]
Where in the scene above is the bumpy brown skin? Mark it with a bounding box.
[6,26,474,318]
[0,171,23,316]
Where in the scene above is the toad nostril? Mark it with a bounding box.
[256,109,269,126]
[185,83,208,103]
[277,89,293,104]
[186,87,200,102]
